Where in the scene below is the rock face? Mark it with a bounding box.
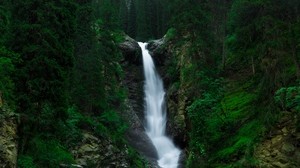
[255,111,300,167]
[71,132,129,168]
[146,37,168,66]
[163,41,191,149]
[119,35,142,65]
[0,106,18,168]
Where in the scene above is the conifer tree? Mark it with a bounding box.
[10,0,77,151]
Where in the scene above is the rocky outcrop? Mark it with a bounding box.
[119,35,142,65]
[255,111,300,167]
[164,41,191,149]
[166,92,188,149]
[146,37,168,66]
[0,105,18,168]
[71,132,130,168]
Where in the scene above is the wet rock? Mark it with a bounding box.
[282,127,288,135]
[118,35,142,65]
[271,136,282,146]
[146,37,168,66]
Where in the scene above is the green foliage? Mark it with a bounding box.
[18,155,36,168]
[127,147,147,167]
[275,84,300,130]
[25,137,74,167]
[165,27,177,41]
[275,85,300,111]
[185,71,224,165]
[0,51,15,105]
[111,30,126,43]
[0,2,17,107]
[99,110,128,143]
[185,73,266,166]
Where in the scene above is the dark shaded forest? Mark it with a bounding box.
[0,0,299,167]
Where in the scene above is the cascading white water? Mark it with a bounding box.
[138,42,181,168]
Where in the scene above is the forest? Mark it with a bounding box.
[0,0,299,167]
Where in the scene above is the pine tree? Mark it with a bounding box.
[72,0,107,114]
[10,0,77,151]
[0,0,18,107]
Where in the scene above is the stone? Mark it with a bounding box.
[282,127,288,135]
[271,136,282,146]
[271,149,280,157]
[118,35,142,65]
[78,144,95,153]
[262,149,271,157]
[272,161,287,168]
[146,37,168,66]
[281,142,295,154]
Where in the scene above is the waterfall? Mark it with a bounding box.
[138,42,181,168]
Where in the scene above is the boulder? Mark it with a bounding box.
[146,37,168,66]
[118,35,142,65]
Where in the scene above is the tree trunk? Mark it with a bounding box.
[222,37,227,70]
[251,56,255,75]
[292,49,300,78]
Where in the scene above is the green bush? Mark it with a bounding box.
[127,147,146,168]
[18,155,36,168]
[275,85,300,130]
[0,46,19,106]
[27,136,74,168]
[100,110,128,144]
[275,85,300,111]
[165,28,177,41]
